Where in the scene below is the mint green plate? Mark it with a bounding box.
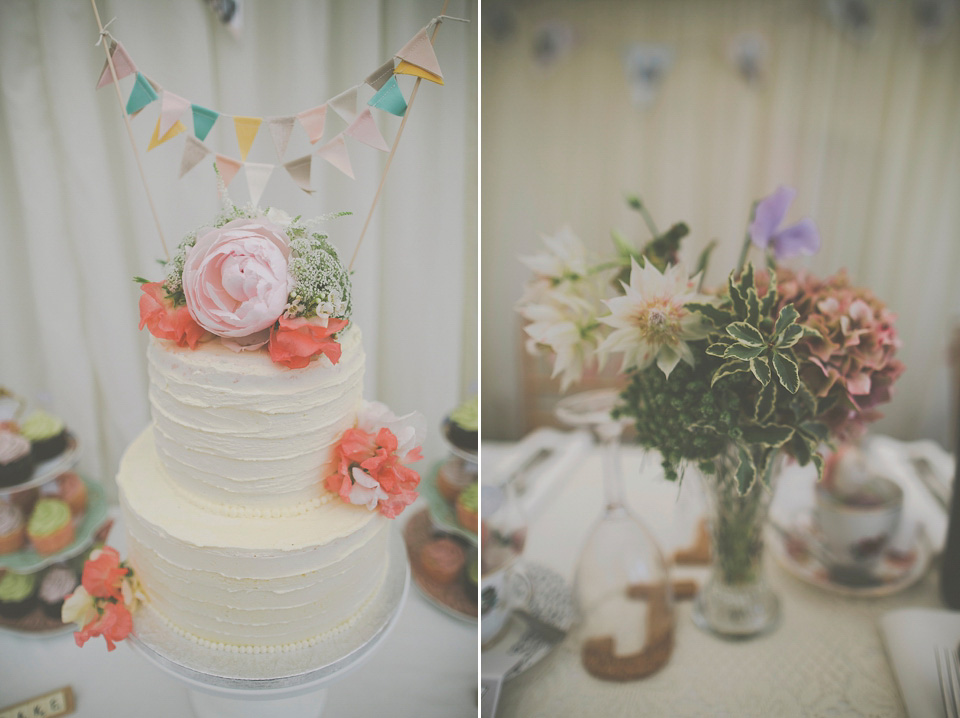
[0,477,108,574]
[421,464,477,545]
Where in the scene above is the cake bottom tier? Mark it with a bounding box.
[117,428,389,650]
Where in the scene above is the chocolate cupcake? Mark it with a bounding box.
[0,431,34,487]
[420,538,466,585]
[27,499,74,556]
[0,571,38,619]
[447,395,478,453]
[20,411,67,462]
[0,503,25,555]
[38,565,79,620]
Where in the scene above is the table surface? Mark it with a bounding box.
[0,505,478,718]
[483,440,946,718]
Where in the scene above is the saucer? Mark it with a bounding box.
[769,509,932,598]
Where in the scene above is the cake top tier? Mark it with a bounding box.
[138,206,353,370]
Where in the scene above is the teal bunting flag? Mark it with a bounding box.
[367,76,407,117]
[191,104,219,142]
[125,72,158,116]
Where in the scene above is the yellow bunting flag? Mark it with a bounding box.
[394,60,444,86]
[233,116,262,161]
[147,118,186,151]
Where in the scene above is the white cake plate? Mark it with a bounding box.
[126,532,410,718]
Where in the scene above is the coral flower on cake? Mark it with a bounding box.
[268,315,349,369]
[73,601,134,652]
[138,282,208,349]
[325,401,425,519]
[82,546,129,601]
[598,258,712,378]
[64,545,141,651]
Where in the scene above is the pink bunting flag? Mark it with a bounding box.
[159,91,191,137]
[395,27,443,81]
[96,40,137,89]
[214,154,242,188]
[179,136,210,178]
[328,86,359,123]
[267,116,296,160]
[283,155,315,195]
[296,105,327,145]
[315,135,354,179]
[345,109,389,152]
[245,162,274,207]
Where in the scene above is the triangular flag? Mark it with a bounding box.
[158,91,191,137]
[96,40,137,89]
[147,118,186,151]
[367,76,407,117]
[328,86,358,123]
[365,59,395,91]
[283,155,314,195]
[245,163,274,207]
[345,109,389,152]
[192,104,219,141]
[233,116,262,161]
[394,60,443,86]
[179,136,210,178]
[395,27,444,80]
[315,135,354,179]
[296,105,327,145]
[214,154,242,188]
[267,116,296,159]
[126,72,159,115]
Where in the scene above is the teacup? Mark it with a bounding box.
[814,473,903,571]
[480,562,531,646]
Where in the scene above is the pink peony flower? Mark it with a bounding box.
[138,282,209,349]
[182,218,293,339]
[268,315,349,369]
[81,546,129,601]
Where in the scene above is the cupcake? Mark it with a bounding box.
[38,565,79,620]
[0,430,34,488]
[447,395,478,453]
[0,571,38,619]
[0,503,25,554]
[436,457,476,503]
[419,538,466,585]
[56,472,87,516]
[456,483,478,534]
[27,499,74,556]
[20,410,67,462]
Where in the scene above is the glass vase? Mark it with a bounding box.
[555,389,675,681]
[692,446,783,639]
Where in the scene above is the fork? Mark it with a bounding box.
[935,645,960,718]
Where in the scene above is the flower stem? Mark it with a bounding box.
[736,201,759,272]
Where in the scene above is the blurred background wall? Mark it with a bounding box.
[481,0,960,447]
[0,0,477,497]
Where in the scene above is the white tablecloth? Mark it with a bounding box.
[0,505,477,717]
[484,441,947,718]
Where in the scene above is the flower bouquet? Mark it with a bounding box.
[518,187,903,637]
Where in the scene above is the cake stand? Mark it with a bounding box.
[126,533,410,718]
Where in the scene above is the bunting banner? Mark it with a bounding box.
[96,17,456,203]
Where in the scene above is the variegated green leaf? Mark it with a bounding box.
[736,445,757,495]
[811,451,825,481]
[726,322,765,347]
[772,351,800,394]
[750,355,771,386]
[724,343,765,360]
[774,303,800,337]
[792,434,812,466]
[728,273,748,319]
[756,380,776,422]
[793,382,817,416]
[799,421,829,443]
[706,341,732,358]
[759,285,779,317]
[741,423,793,447]
[688,301,732,326]
[711,360,751,386]
[800,325,823,340]
[775,323,804,348]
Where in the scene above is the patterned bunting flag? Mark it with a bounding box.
[315,135,354,179]
[395,27,444,81]
[296,105,327,144]
[267,116,296,159]
[328,86,359,123]
[192,104,219,142]
[233,116,262,161]
[126,72,158,115]
[214,154,242,187]
[158,91,191,137]
[147,118,186,151]
[394,60,443,86]
[244,163,274,206]
[365,59,395,91]
[96,40,137,89]
[283,155,314,194]
[345,109,389,152]
[179,136,210,177]
[368,76,407,117]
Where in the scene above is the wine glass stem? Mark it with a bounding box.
[601,435,625,514]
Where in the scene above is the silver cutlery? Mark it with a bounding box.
[935,644,960,718]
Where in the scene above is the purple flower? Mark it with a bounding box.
[749,186,820,259]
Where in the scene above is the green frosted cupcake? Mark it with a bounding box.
[27,499,74,556]
[456,482,478,534]
[0,571,38,619]
[448,395,478,452]
[21,411,67,462]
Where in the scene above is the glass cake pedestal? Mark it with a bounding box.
[127,532,410,718]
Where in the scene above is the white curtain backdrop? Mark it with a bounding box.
[481,0,960,447]
[0,0,477,498]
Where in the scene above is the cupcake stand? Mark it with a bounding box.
[126,533,410,718]
[0,435,110,636]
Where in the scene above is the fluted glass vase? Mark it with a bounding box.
[692,446,783,640]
